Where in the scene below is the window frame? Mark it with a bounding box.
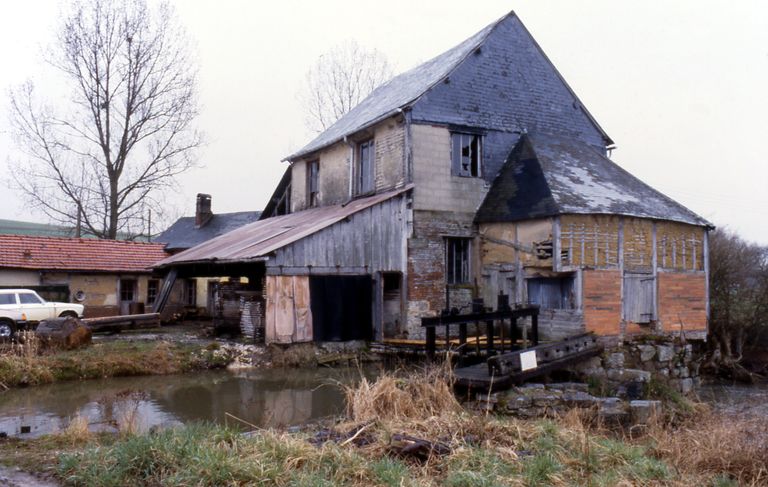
[184,279,197,307]
[445,237,472,285]
[450,132,483,178]
[307,159,319,208]
[146,279,159,305]
[356,139,375,195]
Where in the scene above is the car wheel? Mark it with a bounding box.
[0,320,15,340]
[59,311,78,318]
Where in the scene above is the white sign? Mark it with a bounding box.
[520,350,538,371]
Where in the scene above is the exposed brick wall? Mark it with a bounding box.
[658,272,707,332]
[406,209,475,337]
[582,270,622,335]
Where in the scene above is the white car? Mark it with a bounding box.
[0,290,84,335]
[0,308,26,340]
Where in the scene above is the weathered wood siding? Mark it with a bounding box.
[265,275,312,343]
[266,194,408,275]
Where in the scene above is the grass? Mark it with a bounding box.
[2,365,767,486]
[0,339,233,388]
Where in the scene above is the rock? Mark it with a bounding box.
[546,382,589,393]
[519,383,545,390]
[630,400,662,425]
[637,345,656,362]
[656,345,674,362]
[605,352,625,369]
[532,394,560,407]
[679,378,693,394]
[36,317,92,350]
[606,368,651,383]
[562,391,599,408]
[505,395,533,410]
[598,397,629,423]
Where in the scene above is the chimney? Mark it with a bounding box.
[195,193,213,228]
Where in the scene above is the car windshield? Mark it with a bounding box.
[18,293,44,304]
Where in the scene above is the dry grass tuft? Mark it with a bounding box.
[62,414,92,444]
[648,410,768,485]
[345,363,461,423]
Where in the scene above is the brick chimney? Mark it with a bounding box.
[195,193,213,228]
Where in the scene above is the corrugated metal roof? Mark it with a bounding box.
[155,186,413,268]
[0,235,168,272]
[476,133,711,227]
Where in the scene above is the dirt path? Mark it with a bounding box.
[0,466,58,487]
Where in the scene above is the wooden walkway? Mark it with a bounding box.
[454,333,602,391]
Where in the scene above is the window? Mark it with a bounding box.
[307,160,319,207]
[0,293,16,305]
[446,238,471,284]
[18,292,43,304]
[147,279,159,305]
[527,277,575,309]
[451,132,482,177]
[119,280,136,302]
[357,139,375,195]
[185,279,197,307]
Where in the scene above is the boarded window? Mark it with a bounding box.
[357,139,375,194]
[307,160,319,207]
[623,273,655,323]
[451,132,482,177]
[446,238,471,284]
[527,276,574,309]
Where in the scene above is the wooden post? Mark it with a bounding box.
[426,327,436,361]
[487,320,495,356]
[459,322,467,362]
[532,309,539,346]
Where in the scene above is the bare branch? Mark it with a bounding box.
[7,0,201,239]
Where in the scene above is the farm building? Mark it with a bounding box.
[154,11,710,344]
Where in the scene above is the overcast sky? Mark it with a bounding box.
[1,1,766,244]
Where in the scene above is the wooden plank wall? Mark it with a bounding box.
[265,275,312,344]
[267,195,408,274]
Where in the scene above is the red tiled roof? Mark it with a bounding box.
[0,235,169,273]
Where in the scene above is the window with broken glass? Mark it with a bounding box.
[446,238,471,284]
[357,139,375,195]
[307,160,319,207]
[451,132,482,177]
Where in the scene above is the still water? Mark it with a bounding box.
[0,367,375,438]
[697,380,768,417]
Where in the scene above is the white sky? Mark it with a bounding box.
[1,1,767,244]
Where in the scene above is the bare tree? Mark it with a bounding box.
[8,0,201,240]
[300,40,393,133]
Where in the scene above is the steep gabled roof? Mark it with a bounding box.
[155,211,261,252]
[0,235,168,273]
[476,133,711,227]
[155,185,413,268]
[289,11,612,161]
[287,18,497,161]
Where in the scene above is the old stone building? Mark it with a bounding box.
[155,11,710,343]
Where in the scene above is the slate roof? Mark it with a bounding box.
[475,133,711,227]
[287,11,612,161]
[155,211,261,252]
[0,235,168,273]
[155,185,412,268]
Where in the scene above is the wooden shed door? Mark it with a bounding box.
[623,273,655,323]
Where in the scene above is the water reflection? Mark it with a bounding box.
[0,367,374,437]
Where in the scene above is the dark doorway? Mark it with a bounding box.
[381,272,403,338]
[309,275,372,341]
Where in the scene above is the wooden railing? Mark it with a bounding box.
[421,305,540,360]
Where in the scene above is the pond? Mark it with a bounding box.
[697,380,768,418]
[0,367,377,438]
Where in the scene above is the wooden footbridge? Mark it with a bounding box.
[413,305,603,391]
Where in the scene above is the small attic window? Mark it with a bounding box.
[451,132,482,178]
